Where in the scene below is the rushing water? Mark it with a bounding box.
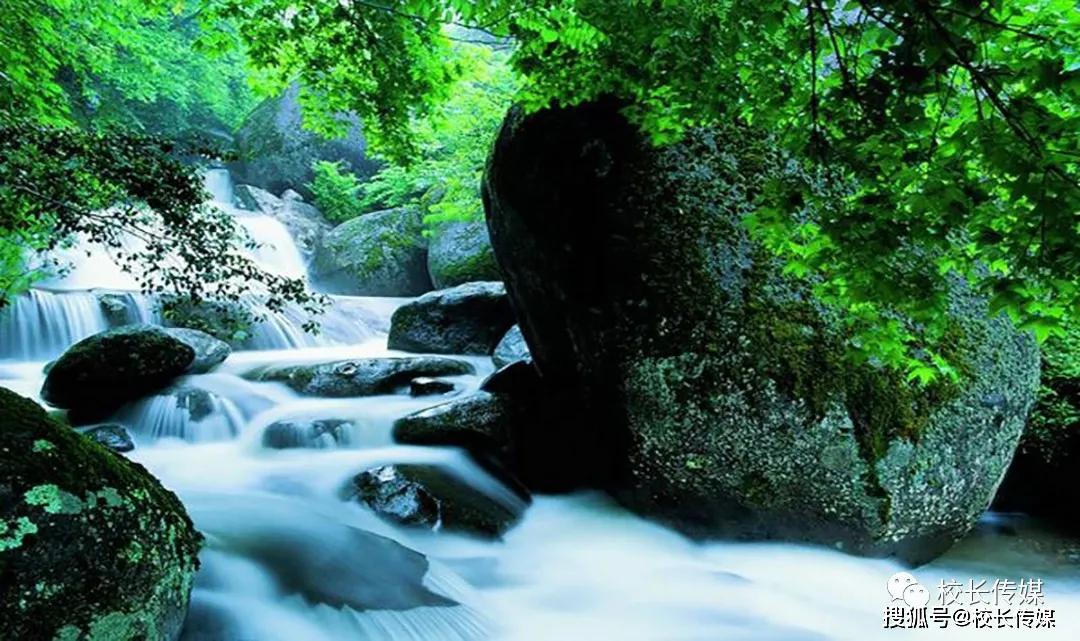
[3,171,1080,640]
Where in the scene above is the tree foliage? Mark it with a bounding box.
[309,160,367,223]
[210,0,1080,378]
[0,0,318,322]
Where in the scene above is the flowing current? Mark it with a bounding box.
[2,170,1080,640]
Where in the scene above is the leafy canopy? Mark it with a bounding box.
[0,0,319,322]
[212,0,1080,379]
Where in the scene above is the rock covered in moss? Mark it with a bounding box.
[483,100,1040,562]
[41,325,195,419]
[0,387,201,640]
[229,82,377,198]
[312,207,432,296]
[426,220,501,289]
[345,464,527,538]
[244,357,474,397]
[492,324,530,368]
[388,281,515,355]
[994,327,1080,531]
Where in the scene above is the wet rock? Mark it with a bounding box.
[426,220,501,289]
[409,377,456,396]
[0,387,201,640]
[41,325,195,419]
[82,424,135,453]
[97,292,137,327]
[245,357,474,397]
[312,207,432,296]
[346,464,526,538]
[492,324,530,368]
[393,392,513,453]
[233,183,330,262]
[165,327,231,374]
[480,360,538,395]
[483,99,1040,561]
[262,419,356,449]
[388,281,515,355]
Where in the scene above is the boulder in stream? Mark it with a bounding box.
[0,387,201,640]
[164,327,231,374]
[262,419,357,449]
[81,424,136,453]
[41,325,196,420]
[388,281,515,355]
[346,464,526,538]
[245,357,474,397]
[483,99,1041,562]
[409,377,456,396]
[312,207,432,296]
[426,220,501,289]
[492,324,530,368]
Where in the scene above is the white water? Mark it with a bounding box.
[3,170,1079,640]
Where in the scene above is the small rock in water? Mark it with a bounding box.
[245,357,474,397]
[262,419,356,449]
[165,327,231,373]
[346,464,526,538]
[409,377,455,396]
[82,423,135,452]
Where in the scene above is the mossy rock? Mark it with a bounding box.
[312,207,433,296]
[387,281,515,355]
[483,99,1040,562]
[41,325,196,419]
[0,387,202,641]
[426,220,502,289]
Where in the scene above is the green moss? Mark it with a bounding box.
[0,387,202,640]
[32,439,55,453]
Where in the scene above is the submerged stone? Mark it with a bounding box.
[346,464,526,538]
[245,357,474,397]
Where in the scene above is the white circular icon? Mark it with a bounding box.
[888,572,918,601]
[903,583,930,607]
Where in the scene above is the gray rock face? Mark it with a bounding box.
[483,100,1041,562]
[164,327,231,374]
[229,82,379,198]
[394,392,512,453]
[245,357,474,397]
[426,220,501,289]
[82,423,136,453]
[313,207,432,296]
[262,419,356,449]
[40,325,195,419]
[492,324,530,368]
[233,183,330,262]
[388,281,515,355]
[346,464,527,538]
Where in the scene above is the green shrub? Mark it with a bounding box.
[309,160,366,223]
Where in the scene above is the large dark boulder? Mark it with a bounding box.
[245,357,474,397]
[426,220,501,289]
[312,207,432,296]
[41,325,196,419]
[229,83,378,198]
[994,328,1080,531]
[388,281,515,355]
[0,387,201,640]
[344,464,527,538]
[483,100,1040,562]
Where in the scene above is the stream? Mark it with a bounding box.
[3,170,1080,641]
